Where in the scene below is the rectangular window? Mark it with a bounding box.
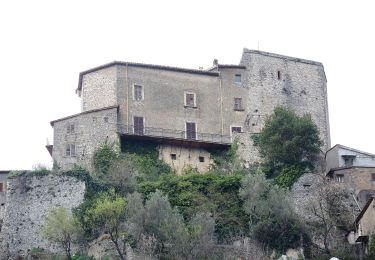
[277,70,281,80]
[234,98,243,110]
[67,124,75,134]
[372,173,375,182]
[65,144,76,157]
[199,156,205,162]
[185,92,196,107]
[134,116,144,135]
[186,122,196,140]
[0,183,3,192]
[343,155,355,167]
[170,154,177,160]
[134,85,143,101]
[231,126,242,135]
[235,74,241,83]
[336,174,344,183]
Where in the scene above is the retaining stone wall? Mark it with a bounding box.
[0,173,85,258]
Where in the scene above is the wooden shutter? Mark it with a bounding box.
[234,98,242,110]
[185,93,195,107]
[134,85,142,101]
[134,117,144,135]
[186,122,196,140]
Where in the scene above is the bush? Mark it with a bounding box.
[240,172,308,252]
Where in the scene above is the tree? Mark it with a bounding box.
[41,207,80,260]
[256,106,322,186]
[86,189,127,260]
[94,153,139,195]
[125,191,220,259]
[308,179,354,255]
[239,172,307,252]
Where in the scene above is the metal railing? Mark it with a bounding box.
[118,124,232,145]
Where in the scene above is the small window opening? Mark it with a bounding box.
[372,173,375,182]
[336,174,344,183]
[231,126,242,134]
[185,92,196,107]
[104,117,109,123]
[303,183,311,188]
[0,183,3,192]
[186,122,197,140]
[199,156,205,162]
[92,117,97,122]
[134,85,143,101]
[254,109,258,113]
[170,154,177,160]
[67,124,75,134]
[234,98,243,110]
[342,155,355,167]
[235,74,241,84]
[277,70,281,80]
[65,144,76,157]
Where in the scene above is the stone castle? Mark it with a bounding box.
[49,49,330,173]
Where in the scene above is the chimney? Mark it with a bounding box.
[213,59,219,67]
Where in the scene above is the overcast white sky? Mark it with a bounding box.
[0,0,374,170]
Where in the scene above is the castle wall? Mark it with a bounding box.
[52,49,331,171]
[219,68,249,135]
[81,66,118,112]
[0,173,7,221]
[52,106,119,170]
[0,173,85,258]
[116,66,228,137]
[158,145,213,174]
[240,49,331,151]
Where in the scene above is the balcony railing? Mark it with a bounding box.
[117,124,232,145]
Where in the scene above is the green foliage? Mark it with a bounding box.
[126,191,220,259]
[86,189,127,260]
[209,139,242,173]
[31,247,45,253]
[41,207,81,260]
[258,106,322,168]
[32,163,51,173]
[239,172,307,252]
[93,141,119,174]
[93,153,139,196]
[367,234,375,260]
[121,139,173,181]
[86,189,126,232]
[256,106,322,187]
[250,133,260,146]
[275,165,305,189]
[138,172,249,241]
[71,253,94,260]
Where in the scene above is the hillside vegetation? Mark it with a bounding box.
[34,107,363,259]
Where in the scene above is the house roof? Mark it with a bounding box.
[355,196,374,224]
[50,105,119,126]
[76,61,220,92]
[325,144,375,159]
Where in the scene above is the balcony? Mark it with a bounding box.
[117,124,232,149]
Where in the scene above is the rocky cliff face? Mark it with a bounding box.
[0,172,85,258]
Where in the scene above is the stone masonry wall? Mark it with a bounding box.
[158,144,213,174]
[240,49,331,152]
[81,66,117,112]
[0,173,85,258]
[52,106,119,170]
